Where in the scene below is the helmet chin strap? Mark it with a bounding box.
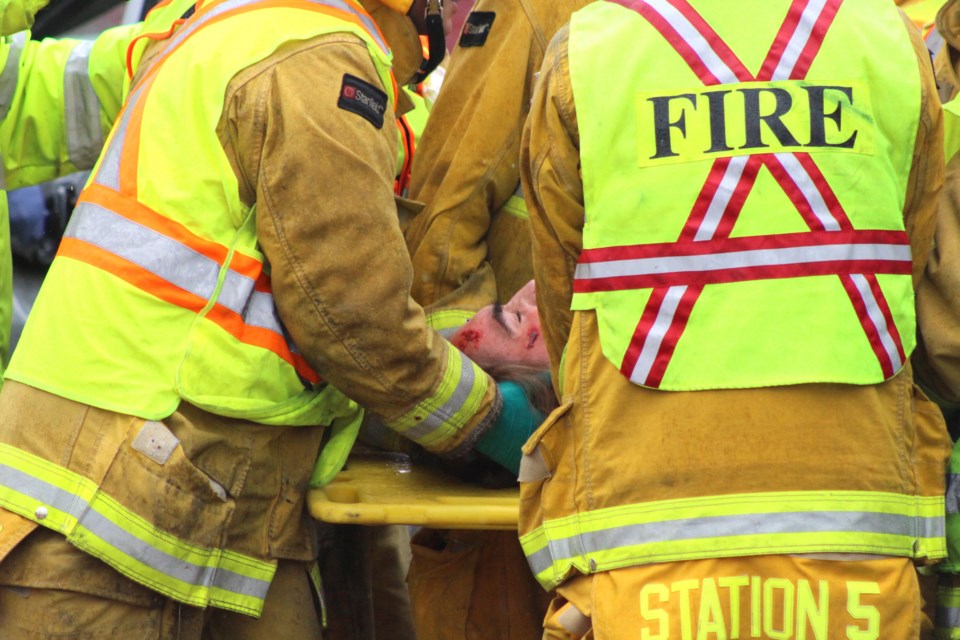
[413,0,445,83]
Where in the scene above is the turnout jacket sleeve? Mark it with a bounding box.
[520,25,581,377]
[916,10,960,408]
[0,23,135,190]
[404,0,540,309]
[227,36,499,455]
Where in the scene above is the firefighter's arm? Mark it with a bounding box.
[910,10,960,409]
[404,0,537,307]
[522,24,583,379]
[0,23,136,190]
[241,36,500,456]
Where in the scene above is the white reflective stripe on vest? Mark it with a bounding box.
[0,32,25,121]
[64,40,106,170]
[136,0,389,83]
[0,452,271,604]
[600,0,906,387]
[65,200,296,355]
[575,230,911,288]
[523,499,946,580]
[91,80,143,192]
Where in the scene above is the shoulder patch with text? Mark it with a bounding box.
[459,11,496,47]
[338,74,387,129]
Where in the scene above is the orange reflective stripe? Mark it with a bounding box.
[59,233,321,385]
[132,0,392,95]
[81,183,263,280]
[58,237,210,313]
[118,75,154,197]
[395,114,415,195]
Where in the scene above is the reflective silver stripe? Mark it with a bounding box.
[526,509,945,577]
[947,473,960,514]
[769,0,829,81]
[65,201,293,351]
[773,152,842,231]
[0,32,26,121]
[92,82,145,191]
[927,27,945,60]
[0,461,271,602]
[67,202,225,301]
[137,0,388,81]
[694,155,749,241]
[629,285,687,383]
[64,39,105,170]
[937,605,960,630]
[404,348,477,441]
[642,0,739,83]
[575,242,912,281]
[848,273,903,372]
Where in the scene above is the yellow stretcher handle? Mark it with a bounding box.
[307,453,520,530]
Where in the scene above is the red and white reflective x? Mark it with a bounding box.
[579,0,909,387]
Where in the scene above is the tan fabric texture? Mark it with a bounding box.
[922,0,960,421]
[562,555,926,640]
[0,528,323,640]
[404,0,594,310]
[0,380,322,564]
[216,24,497,454]
[519,0,952,578]
[407,528,554,640]
[403,2,588,637]
[0,4,499,631]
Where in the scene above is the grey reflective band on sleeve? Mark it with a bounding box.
[402,349,477,442]
[0,32,26,122]
[64,40,105,170]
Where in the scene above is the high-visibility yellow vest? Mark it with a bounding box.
[570,0,918,391]
[0,24,134,368]
[519,0,943,592]
[0,0,399,616]
[8,0,395,427]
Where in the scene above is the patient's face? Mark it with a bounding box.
[450,280,549,369]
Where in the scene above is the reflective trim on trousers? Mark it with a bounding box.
[0,443,274,615]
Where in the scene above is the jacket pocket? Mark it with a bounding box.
[518,400,573,541]
[519,400,572,483]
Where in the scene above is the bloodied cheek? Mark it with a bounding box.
[453,329,484,353]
